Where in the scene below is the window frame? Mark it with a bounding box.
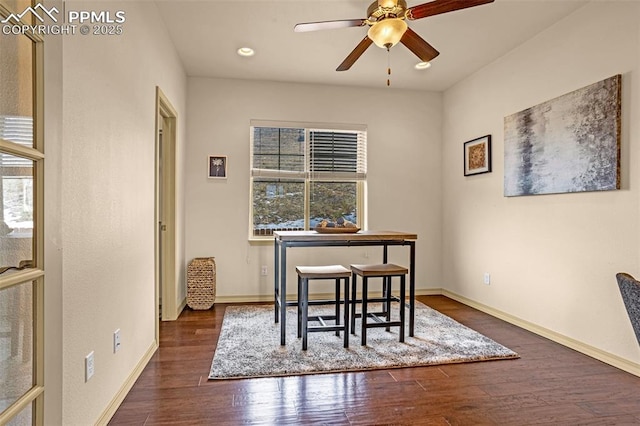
[0,1,45,424]
[249,120,367,241]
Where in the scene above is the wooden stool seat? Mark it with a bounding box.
[350,263,407,346]
[296,265,350,350]
[350,263,408,277]
[296,265,352,279]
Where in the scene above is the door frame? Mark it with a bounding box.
[155,87,178,337]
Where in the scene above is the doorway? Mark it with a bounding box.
[155,87,178,341]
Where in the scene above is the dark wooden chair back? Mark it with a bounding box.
[616,272,640,346]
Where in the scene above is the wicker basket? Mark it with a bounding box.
[187,257,216,310]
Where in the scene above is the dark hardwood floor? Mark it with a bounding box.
[109,296,640,425]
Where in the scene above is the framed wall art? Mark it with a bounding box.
[464,135,492,176]
[208,155,227,179]
[504,74,621,196]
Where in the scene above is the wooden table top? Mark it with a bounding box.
[274,230,417,242]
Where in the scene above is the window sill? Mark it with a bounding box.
[248,237,275,245]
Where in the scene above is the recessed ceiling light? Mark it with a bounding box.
[237,47,255,57]
[415,61,431,70]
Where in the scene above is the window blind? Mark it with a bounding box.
[0,115,33,167]
[0,115,32,145]
[309,130,367,180]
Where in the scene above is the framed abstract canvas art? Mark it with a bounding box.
[504,75,621,196]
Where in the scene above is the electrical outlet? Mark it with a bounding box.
[85,351,95,382]
[260,265,268,276]
[483,272,491,285]
[113,329,121,353]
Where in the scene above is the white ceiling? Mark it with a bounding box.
[155,0,587,91]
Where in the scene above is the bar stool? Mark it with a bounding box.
[296,265,351,350]
[350,263,408,346]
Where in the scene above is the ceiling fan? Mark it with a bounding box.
[294,0,495,72]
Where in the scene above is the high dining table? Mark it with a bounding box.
[273,230,417,345]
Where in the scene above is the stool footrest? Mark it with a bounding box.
[351,310,390,320]
[354,296,400,304]
[364,318,403,328]
[308,315,338,326]
[287,299,351,307]
[308,325,344,333]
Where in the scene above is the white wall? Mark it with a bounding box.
[442,2,640,367]
[185,78,442,301]
[51,2,187,423]
[43,1,64,421]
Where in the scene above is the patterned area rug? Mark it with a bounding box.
[209,301,518,379]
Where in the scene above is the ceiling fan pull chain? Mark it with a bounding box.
[387,46,391,86]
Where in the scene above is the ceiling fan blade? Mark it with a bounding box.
[400,28,440,62]
[294,19,366,32]
[336,36,373,71]
[405,0,494,20]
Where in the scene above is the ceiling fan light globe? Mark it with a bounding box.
[367,18,407,49]
[378,0,398,8]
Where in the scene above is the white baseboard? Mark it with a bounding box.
[95,341,159,425]
[442,289,640,378]
[214,288,440,304]
[178,296,187,314]
[214,294,275,303]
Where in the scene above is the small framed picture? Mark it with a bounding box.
[463,135,492,176]
[208,155,227,179]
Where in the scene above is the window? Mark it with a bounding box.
[250,121,367,238]
[0,1,45,425]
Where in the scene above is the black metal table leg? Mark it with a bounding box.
[350,271,357,335]
[302,276,308,350]
[409,241,416,337]
[274,238,279,323]
[280,242,287,345]
[343,276,350,348]
[400,274,406,342]
[297,275,302,338]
